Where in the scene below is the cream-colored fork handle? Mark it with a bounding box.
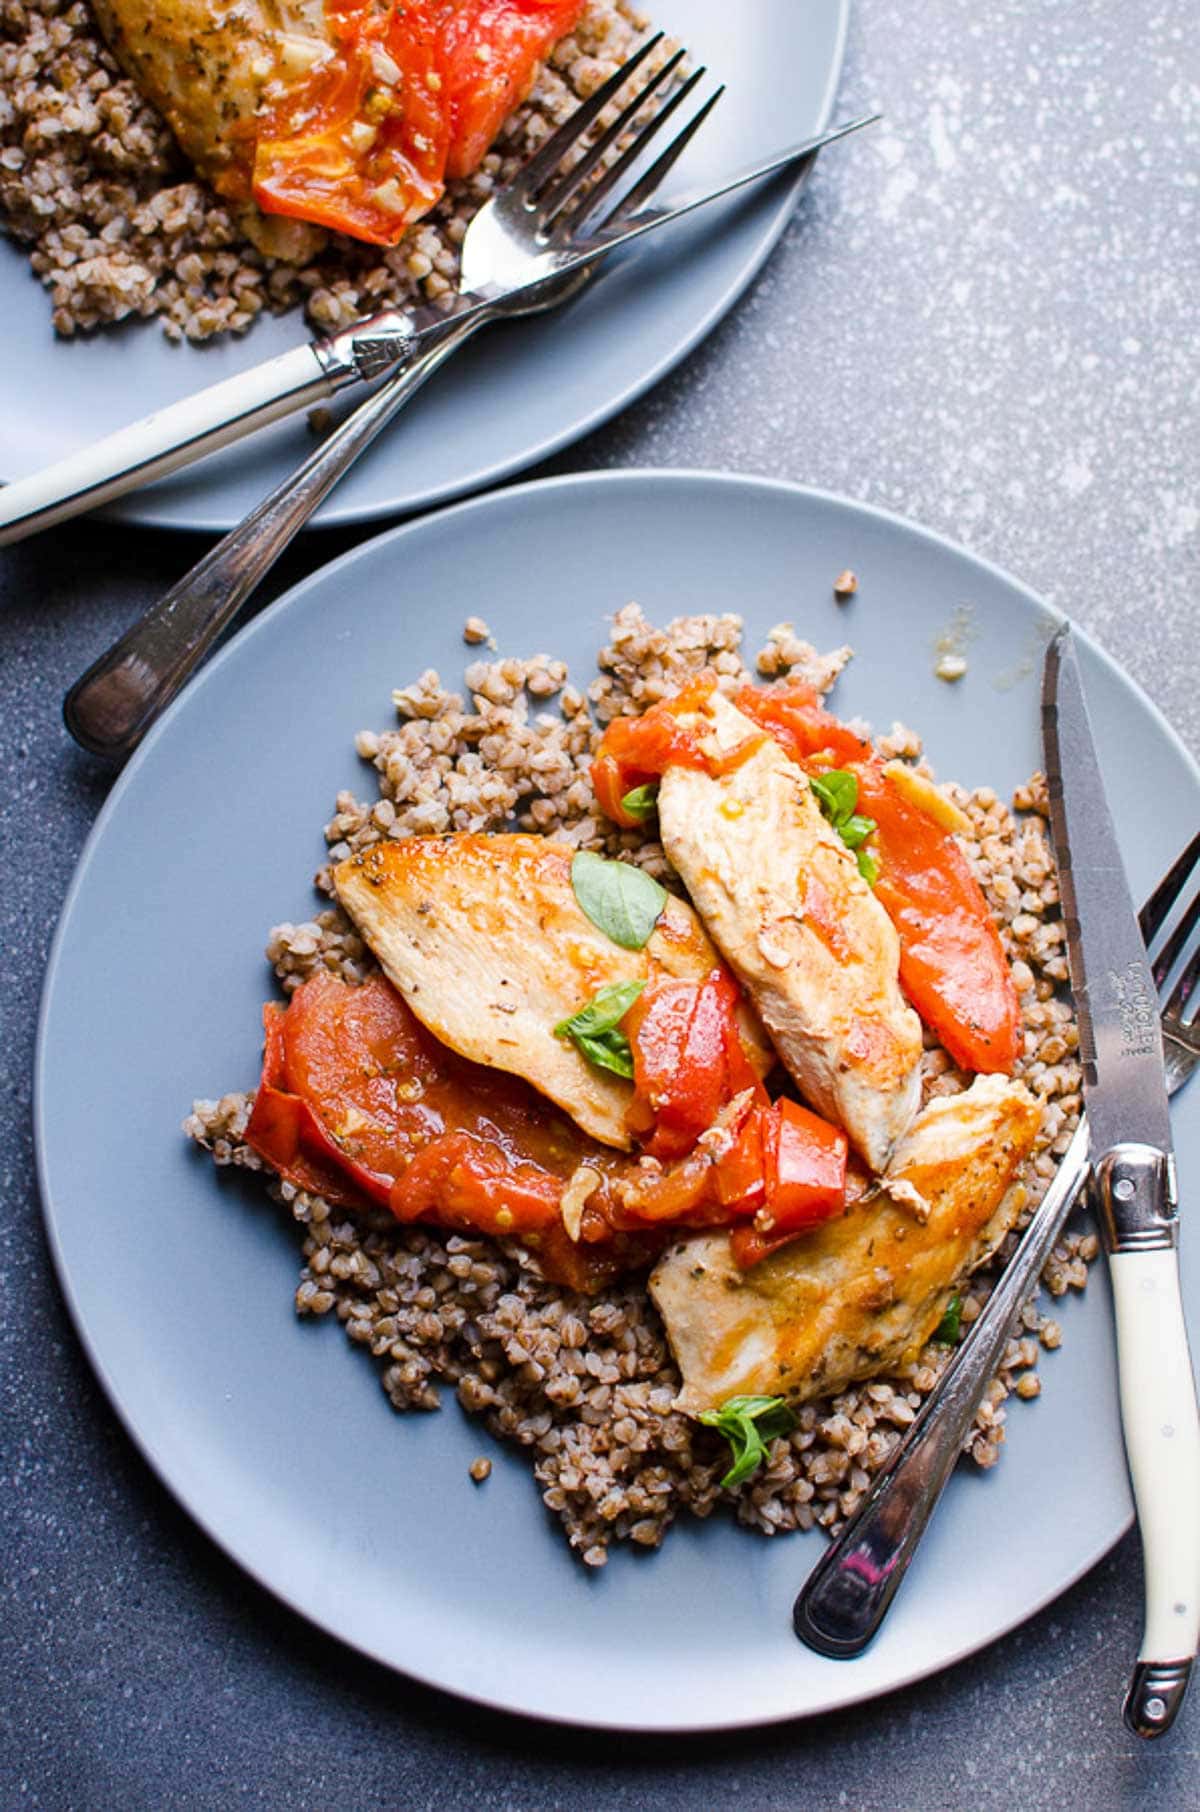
[0,344,338,547]
[63,310,484,763]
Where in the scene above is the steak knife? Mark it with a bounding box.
[1043,624,1200,1738]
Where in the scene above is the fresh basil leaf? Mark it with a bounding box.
[575,1029,635,1079]
[840,812,876,850]
[555,980,645,1079]
[570,851,667,950]
[934,1293,963,1345]
[555,980,645,1041]
[698,1393,797,1490]
[811,771,879,884]
[810,770,858,823]
[620,783,659,822]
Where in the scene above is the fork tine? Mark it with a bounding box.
[597,83,725,226]
[1164,938,1200,1031]
[1150,860,1200,989]
[1141,829,1200,946]
[537,46,688,225]
[508,31,666,199]
[562,69,718,238]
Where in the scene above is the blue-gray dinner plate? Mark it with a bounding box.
[36,471,1200,1729]
[1,1,847,533]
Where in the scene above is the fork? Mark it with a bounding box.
[52,46,873,764]
[794,830,1200,1673]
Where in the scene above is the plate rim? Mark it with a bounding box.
[35,467,1200,1731]
[26,0,852,537]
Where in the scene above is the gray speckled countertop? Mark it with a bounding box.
[3,2,1198,1806]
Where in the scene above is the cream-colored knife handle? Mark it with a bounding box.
[1110,1247,1200,1738]
[0,343,338,547]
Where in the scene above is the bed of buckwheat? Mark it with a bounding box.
[0,0,653,340]
[185,604,1090,1566]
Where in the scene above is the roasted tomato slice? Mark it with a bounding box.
[438,0,588,179]
[244,971,634,1257]
[244,1001,393,1209]
[254,0,449,246]
[852,764,1023,1073]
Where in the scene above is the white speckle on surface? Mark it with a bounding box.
[1153,490,1199,549]
[929,104,958,171]
[1060,453,1095,497]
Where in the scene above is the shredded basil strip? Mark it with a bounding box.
[619,782,659,822]
[934,1294,963,1345]
[555,980,645,1080]
[570,850,667,950]
[698,1393,797,1490]
[810,769,879,885]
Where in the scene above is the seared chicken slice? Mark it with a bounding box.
[335,834,772,1150]
[91,0,333,258]
[656,690,924,1171]
[649,1074,1042,1413]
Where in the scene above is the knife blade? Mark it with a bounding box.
[1043,626,1175,1167]
[1042,622,1200,1739]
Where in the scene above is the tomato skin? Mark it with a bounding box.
[760,1098,848,1236]
[851,765,1022,1073]
[714,1108,766,1214]
[627,968,763,1161]
[729,1221,796,1269]
[245,1003,394,1209]
[439,1,590,179]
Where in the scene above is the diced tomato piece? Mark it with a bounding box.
[614,1146,720,1224]
[590,752,640,828]
[626,969,757,1160]
[731,1149,869,1269]
[438,0,589,178]
[760,1098,848,1237]
[853,766,1022,1073]
[713,1106,766,1215]
[729,1221,800,1269]
[276,968,446,1178]
[590,674,720,823]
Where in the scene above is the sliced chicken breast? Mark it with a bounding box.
[335,833,772,1150]
[649,1073,1042,1413]
[656,689,924,1172]
[91,0,333,257]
